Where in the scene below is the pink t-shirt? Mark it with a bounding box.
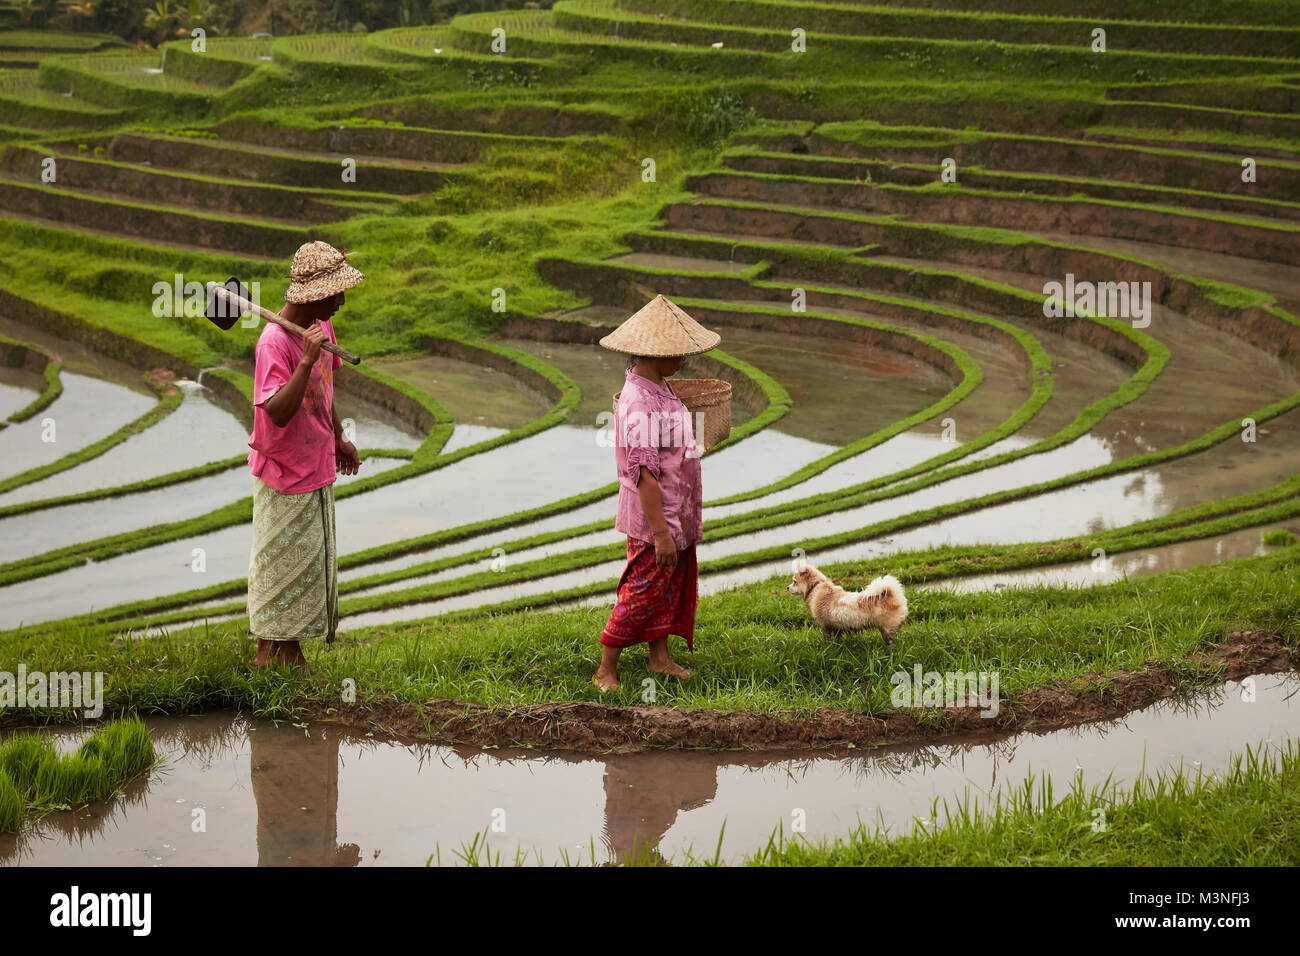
[247,319,342,495]
[613,368,703,551]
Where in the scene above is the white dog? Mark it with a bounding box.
[787,564,908,645]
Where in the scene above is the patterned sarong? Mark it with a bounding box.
[600,537,698,652]
[248,476,338,643]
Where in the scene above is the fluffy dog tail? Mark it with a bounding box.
[864,574,907,614]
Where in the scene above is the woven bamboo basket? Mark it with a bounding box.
[613,378,732,452]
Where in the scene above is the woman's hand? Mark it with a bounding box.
[653,529,678,568]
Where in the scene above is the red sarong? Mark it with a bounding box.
[600,537,698,652]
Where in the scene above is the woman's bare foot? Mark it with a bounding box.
[647,661,692,680]
[592,670,621,692]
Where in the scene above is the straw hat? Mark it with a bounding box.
[599,294,721,357]
[284,241,365,304]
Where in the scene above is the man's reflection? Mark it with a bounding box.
[249,722,360,866]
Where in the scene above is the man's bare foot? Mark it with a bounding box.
[252,638,272,667]
[647,661,692,680]
[592,670,621,692]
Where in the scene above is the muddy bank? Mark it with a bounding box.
[536,257,975,382]
[210,116,507,165]
[725,150,1300,224]
[656,203,1300,370]
[0,292,199,383]
[348,100,625,138]
[0,178,306,260]
[687,172,1300,268]
[102,133,447,194]
[299,630,1296,755]
[797,129,1300,204]
[0,144,364,225]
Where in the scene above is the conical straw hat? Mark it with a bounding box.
[599,294,721,357]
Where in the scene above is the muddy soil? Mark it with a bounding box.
[291,630,1296,755]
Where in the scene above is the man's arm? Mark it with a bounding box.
[263,324,327,428]
[332,403,361,476]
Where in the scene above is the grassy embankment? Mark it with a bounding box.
[2,540,1296,724]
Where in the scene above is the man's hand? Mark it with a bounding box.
[300,322,328,367]
[335,439,361,476]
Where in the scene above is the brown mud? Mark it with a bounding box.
[797,128,1300,203]
[299,630,1296,756]
[686,172,1300,268]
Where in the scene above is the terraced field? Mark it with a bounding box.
[1,0,1299,874]
[0,1,1297,647]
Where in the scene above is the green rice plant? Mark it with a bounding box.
[0,31,127,53]
[1263,529,1298,546]
[739,741,1300,866]
[0,734,51,789]
[201,37,274,61]
[0,717,156,830]
[278,33,375,65]
[0,771,22,832]
[92,718,156,776]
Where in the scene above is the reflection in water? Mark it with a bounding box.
[0,671,1295,865]
[249,723,359,867]
[600,753,719,865]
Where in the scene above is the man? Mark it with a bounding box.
[247,241,363,669]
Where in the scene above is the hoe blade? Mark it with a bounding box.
[205,276,251,331]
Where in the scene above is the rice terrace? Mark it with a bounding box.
[0,0,1298,894]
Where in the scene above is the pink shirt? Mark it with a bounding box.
[248,319,342,495]
[614,368,703,550]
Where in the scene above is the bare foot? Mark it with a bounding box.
[592,670,621,692]
[647,661,692,680]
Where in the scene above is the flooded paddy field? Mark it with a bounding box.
[4,11,1300,875]
[0,373,155,481]
[921,524,1282,595]
[2,672,1294,866]
[0,365,45,420]
[0,379,249,507]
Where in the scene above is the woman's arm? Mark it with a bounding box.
[637,466,677,568]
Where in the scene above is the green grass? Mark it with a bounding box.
[1264,529,1298,546]
[0,30,128,53]
[739,741,1300,866]
[0,717,155,831]
[0,1,1297,791]
[0,332,61,425]
[608,0,1300,59]
[4,533,1297,723]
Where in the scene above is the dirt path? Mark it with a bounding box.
[300,630,1297,755]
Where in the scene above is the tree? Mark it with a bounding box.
[144,0,185,42]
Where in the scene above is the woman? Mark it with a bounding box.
[247,241,363,669]
[593,295,721,692]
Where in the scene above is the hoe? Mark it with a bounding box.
[204,277,362,365]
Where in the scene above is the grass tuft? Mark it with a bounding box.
[0,717,156,831]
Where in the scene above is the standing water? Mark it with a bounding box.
[1,672,1294,866]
